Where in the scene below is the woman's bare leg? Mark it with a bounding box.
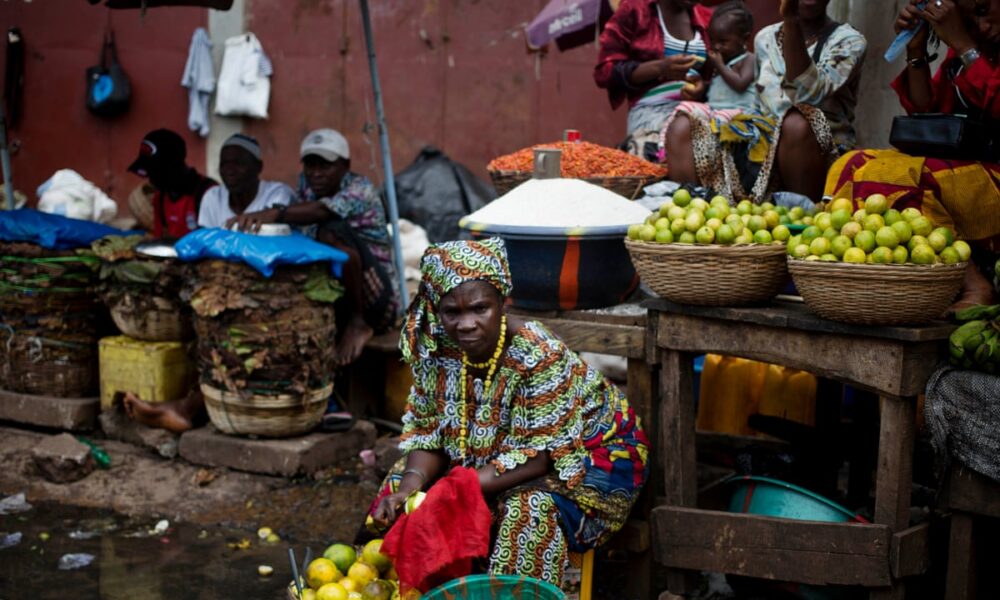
[775,110,826,201]
[665,115,698,184]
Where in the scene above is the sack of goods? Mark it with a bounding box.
[92,236,191,342]
[0,242,104,398]
[181,260,344,438]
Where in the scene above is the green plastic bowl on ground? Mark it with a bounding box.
[422,574,566,600]
[727,475,866,523]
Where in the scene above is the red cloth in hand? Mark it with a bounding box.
[382,467,492,593]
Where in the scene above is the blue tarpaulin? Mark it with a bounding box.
[0,208,140,250]
[174,228,348,278]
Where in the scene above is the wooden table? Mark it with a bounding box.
[941,467,1000,600]
[646,299,952,600]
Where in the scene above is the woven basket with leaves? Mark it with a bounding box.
[488,170,658,200]
[788,259,967,325]
[202,382,331,438]
[625,239,789,306]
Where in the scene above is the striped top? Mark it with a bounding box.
[633,6,707,108]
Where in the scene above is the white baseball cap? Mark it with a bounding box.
[300,128,350,162]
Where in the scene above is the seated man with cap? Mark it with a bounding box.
[128,128,216,238]
[230,128,399,367]
[198,133,295,228]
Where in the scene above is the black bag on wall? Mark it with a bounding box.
[86,32,131,118]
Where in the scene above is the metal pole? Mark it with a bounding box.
[358,0,409,309]
[0,101,15,210]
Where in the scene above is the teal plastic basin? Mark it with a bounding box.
[727,476,867,523]
[423,574,566,600]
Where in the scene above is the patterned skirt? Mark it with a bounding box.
[364,403,648,586]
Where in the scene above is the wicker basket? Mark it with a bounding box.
[489,169,658,200]
[625,239,789,306]
[788,259,967,325]
[109,295,193,342]
[201,382,332,438]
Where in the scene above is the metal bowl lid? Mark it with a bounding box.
[135,241,178,259]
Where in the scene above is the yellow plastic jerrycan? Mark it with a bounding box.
[755,364,818,428]
[696,354,767,436]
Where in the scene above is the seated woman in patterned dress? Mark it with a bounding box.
[366,237,649,586]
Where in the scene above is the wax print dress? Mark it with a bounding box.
[367,238,649,585]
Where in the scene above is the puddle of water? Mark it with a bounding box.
[1,501,300,599]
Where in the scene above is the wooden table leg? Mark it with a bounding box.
[626,357,656,600]
[659,349,697,594]
[870,395,916,600]
[945,513,976,600]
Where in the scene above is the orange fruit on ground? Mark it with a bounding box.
[316,582,348,600]
[347,561,378,587]
[306,558,342,590]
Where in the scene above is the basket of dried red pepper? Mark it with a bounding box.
[488,141,667,199]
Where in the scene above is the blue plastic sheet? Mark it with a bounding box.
[0,209,140,250]
[174,228,348,278]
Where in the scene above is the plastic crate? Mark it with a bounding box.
[424,575,565,600]
[98,336,195,409]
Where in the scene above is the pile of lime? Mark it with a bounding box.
[787,195,969,265]
[627,189,813,245]
[292,539,413,600]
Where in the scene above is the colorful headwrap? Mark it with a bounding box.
[400,237,513,363]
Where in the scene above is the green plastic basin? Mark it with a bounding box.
[727,475,867,523]
[423,574,566,600]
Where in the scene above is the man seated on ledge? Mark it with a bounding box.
[198,133,295,228]
[229,128,400,367]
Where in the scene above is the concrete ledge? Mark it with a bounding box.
[98,409,180,459]
[178,420,377,477]
[0,388,99,431]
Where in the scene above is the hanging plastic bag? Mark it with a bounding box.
[85,31,131,118]
[36,170,118,224]
[214,32,271,119]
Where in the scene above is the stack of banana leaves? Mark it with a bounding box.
[91,235,189,336]
[181,259,345,397]
[950,304,1000,374]
[0,241,103,396]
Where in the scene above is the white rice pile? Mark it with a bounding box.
[465,179,652,228]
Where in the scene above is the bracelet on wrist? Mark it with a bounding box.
[402,468,427,486]
[906,53,937,69]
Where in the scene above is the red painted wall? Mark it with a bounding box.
[1,0,208,210]
[1,0,784,213]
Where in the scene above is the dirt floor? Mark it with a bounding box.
[0,424,380,547]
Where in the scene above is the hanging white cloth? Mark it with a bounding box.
[181,27,215,137]
[214,32,272,119]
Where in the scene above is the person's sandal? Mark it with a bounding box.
[321,411,356,432]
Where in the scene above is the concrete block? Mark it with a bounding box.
[0,388,98,431]
[98,409,179,459]
[178,420,377,477]
[32,433,95,483]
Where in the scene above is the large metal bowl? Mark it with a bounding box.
[459,218,638,311]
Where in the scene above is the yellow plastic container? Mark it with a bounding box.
[99,336,195,409]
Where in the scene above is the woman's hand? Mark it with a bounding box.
[372,490,413,529]
[896,0,931,53]
[680,74,706,101]
[922,0,976,53]
[225,208,280,233]
[780,0,799,19]
[656,55,698,82]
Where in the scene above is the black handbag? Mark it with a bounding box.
[889,113,995,161]
[86,32,131,118]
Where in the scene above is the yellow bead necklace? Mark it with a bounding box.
[457,314,507,461]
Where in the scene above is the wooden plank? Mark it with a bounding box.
[890,523,930,578]
[659,350,697,506]
[606,518,650,554]
[528,317,645,359]
[945,467,1000,519]
[875,396,916,531]
[654,312,939,397]
[643,298,954,343]
[652,506,893,587]
[510,301,647,327]
[945,513,976,600]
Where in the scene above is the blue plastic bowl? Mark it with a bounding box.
[423,574,566,600]
[727,475,867,523]
[460,220,638,311]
